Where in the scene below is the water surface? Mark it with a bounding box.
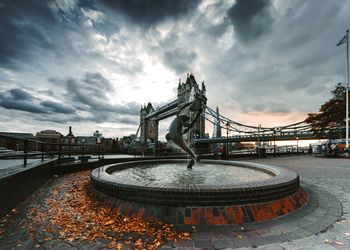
[110,162,274,186]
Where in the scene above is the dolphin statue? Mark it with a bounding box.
[166,87,207,168]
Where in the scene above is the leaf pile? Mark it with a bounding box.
[27,171,190,249]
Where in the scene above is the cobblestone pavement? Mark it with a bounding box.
[244,155,350,249]
[0,155,349,249]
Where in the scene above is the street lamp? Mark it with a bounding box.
[97,137,101,161]
[296,137,299,155]
[257,124,261,158]
[273,130,276,158]
[225,121,230,160]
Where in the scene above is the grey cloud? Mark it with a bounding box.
[0,99,46,114]
[9,88,33,100]
[163,49,197,74]
[118,117,139,125]
[41,100,76,114]
[0,0,57,69]
[100,0,201,27]
[64,72,140,116]
[227,0,274,43]
[0,88,46,113]
[0,0,117,70]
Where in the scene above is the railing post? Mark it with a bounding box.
[41,143,44,162]
[273,133,276,158]
[58,144,61,167]
[23,140,27,166]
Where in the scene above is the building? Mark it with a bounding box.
[0,132,36,151]
[64,126,76,144]
[36,130,63,151]
[93,130,103,143]
[76,136,96,145]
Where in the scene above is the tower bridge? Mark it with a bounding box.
[133,73,328,151]
[139,73,206,144]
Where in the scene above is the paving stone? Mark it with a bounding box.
[194,239,212,248]
[0,156,350,249]
[212,239,235,249]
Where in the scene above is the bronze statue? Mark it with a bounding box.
[166,88,207,168]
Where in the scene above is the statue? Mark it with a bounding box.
[166,88,207,168]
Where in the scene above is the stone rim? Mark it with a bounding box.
[90,159,300,206]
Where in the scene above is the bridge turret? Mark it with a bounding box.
[140,102,158,144]
[177,73,206,140]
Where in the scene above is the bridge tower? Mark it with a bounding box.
[140,102,159,144]
[177,73,206,139]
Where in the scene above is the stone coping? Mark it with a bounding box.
[91,159,300,206]
[88,185,308,226]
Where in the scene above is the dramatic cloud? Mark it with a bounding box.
[100,0,201,27]
[0,88,46,113]
[227,0,274,42]
[64,72,139,116]
[40,100,76,114]
[162,49,197,74]
[0,0,56,69]
[9,89,33,101]
[0,0,349,138]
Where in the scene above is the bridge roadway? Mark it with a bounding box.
[193,131,328,144]
[145,100,178,121]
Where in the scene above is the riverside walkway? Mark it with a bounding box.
[0,155,349,249]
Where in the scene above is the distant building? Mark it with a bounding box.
[76,136,96,145]
[0,132,35,140]
[0,132,36,151]
[93,130,103,143]
[64,126,76,144]
[36,130,63,151]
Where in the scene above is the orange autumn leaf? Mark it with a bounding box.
[26,170,191,249]
[104,220,114,226]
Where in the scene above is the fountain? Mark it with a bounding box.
[90,86,308,225]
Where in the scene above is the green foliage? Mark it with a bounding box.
[305,83,348,137]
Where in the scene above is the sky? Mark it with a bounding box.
[0,0,349,139]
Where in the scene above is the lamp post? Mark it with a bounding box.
[225,121,230,160]
[97,137,101,160]
[296,137,299,155]
[257,124,261,158]
[273,131,276,158]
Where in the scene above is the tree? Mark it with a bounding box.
[305,83,348,138]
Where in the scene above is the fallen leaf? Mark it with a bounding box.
[104,220,114,226]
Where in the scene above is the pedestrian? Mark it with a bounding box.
[308,144,312,156]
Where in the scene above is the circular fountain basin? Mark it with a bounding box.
[90,159,300,206]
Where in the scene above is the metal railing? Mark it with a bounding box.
[0,134,120,167]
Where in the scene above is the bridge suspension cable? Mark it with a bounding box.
[129,124,141,146]
[205,106,311,136]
